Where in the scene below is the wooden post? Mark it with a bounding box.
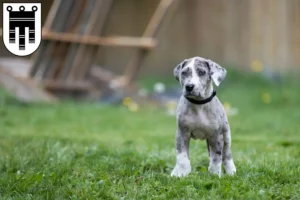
[35,0,79,80]
[43,0,87,80]
[29,0,63,78]
[120,0,176,87]
[68,0,114,81]
[65,0,104,82]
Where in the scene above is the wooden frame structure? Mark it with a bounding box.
[0,0,176,102]
[30,0,175,97]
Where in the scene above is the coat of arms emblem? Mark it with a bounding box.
[2,3,41,56]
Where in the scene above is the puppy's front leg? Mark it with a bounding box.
[171,127,191,177]
[208,133,223,177]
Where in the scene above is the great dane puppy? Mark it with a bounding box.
[171,56,236,177]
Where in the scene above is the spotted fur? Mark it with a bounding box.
[171,57,236,177]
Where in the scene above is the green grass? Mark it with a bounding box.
[0,71,300,199]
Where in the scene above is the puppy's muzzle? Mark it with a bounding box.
[185,84,194,92]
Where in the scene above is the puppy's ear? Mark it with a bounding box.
[174,59,188,81]
[205,59,227,86]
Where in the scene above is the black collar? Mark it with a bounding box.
[185,90,216,105]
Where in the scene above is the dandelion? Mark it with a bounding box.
[223,101,231,110]
[223,101,238,116]
[122,97,132,106]
[122,97,139,112]
[251,60,264,72]
[223,101,231,115]
[128,102,139,112]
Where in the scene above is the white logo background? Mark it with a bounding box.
[3,3,41,56]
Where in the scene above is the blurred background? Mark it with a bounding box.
[0,0,299,106]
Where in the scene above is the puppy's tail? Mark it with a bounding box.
[206,139,210,157]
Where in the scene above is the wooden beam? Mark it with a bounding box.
[44,0,63,30]
[121,0,176,86]
[0,67,57,103]
[71,0,115,81]
[42,31,157,49]
[57,0,93,81]
[89,65,117,83]
[29,0,63,78]
[42,80,93,91]
[35,0,77,80]
[42,0,87,80]
[143,0,176,37]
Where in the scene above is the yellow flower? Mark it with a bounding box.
[261,93,271,104]
[128,102,139,112]
[123,97,132,106]
[223,102,231,109]
[251,60,263,72]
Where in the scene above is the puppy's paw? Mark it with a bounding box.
[208,162,222,177]
[171,163,191,177]
[171,153,191,177]
[224,159,236,175]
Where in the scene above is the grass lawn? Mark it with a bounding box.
[0,71,300,199]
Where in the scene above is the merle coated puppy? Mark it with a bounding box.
[171,57,236,177]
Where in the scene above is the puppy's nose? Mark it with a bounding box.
[185,84,194,92]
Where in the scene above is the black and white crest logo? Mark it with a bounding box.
[3,3,41,56]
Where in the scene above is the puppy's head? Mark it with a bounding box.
[174,57,227,99]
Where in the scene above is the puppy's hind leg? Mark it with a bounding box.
[222,124,236,175]
[208,134,223,177]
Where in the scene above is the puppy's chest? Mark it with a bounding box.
[184,109,220,140]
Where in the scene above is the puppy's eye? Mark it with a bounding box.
[181,68,190,76]
[197,69,206,76]
[181,71,188,76]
